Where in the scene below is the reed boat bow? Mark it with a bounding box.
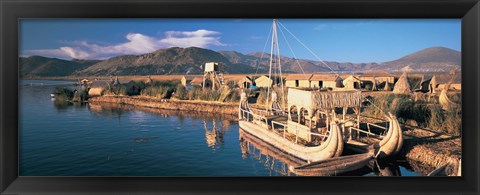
[345,112,404,159]
[370,112,403,158]
[239,120,344,163]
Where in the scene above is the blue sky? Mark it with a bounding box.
[20,19,460,63]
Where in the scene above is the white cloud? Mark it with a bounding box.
[60,47,90,59]
[23,29,225,59]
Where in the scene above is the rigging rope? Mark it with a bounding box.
[254,22,273,82]
[277,21,339,76]
[276,20,388,117]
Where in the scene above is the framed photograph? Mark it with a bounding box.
[1,0,479,194]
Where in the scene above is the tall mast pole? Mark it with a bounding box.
[266,19,276,113]
[275,21,285,113]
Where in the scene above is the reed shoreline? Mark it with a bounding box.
[88,95,460,175]
[88,95,239,115]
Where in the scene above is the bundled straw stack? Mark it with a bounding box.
[393,72,411,94]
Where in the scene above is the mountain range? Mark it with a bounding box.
[19,46,461,78]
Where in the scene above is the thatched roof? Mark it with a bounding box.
[255,75,273,82]
[310,74,341,81]
[89,80,109,88]
[421,75,434,83]
[237,76,253,83]
[393,72,411,94]
[288,88,362,110]
[146,76,153,84]
[285,74,312,81]
[190,77,204,85]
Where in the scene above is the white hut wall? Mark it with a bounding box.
[285,80,297,88]
[255,77,273,88]
[88,88,104,96]
[181,77,187,86]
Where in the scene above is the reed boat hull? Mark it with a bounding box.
[289,153,374,176]
[343,113,404,159]
[239,120,342,162]
[239,129,306,168]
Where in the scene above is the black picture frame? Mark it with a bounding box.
[1,0,479,194]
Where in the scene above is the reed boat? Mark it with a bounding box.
[239,116,344,163]
[288,153,373,176]
[239,128,305,168]
[238,19,404,168]
[438,70,460,110]
[240,126,372,176]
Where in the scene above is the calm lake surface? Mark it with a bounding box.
[19,80,421,176]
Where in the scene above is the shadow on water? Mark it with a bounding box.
[53,98,88,111]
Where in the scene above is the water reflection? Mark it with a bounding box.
[239,129,303,176]
[203,118,225,148]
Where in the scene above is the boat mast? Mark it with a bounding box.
[266,19,285,114]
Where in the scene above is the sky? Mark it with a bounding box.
[20,19,461,63]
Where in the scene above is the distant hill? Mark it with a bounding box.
[19,56,100,78]
[20,46,461,78]
[75,47,255,76]
[379,47,461,72]
[219,51,332,73]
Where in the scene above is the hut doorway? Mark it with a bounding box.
[318,81,323,88]
[354,82,360,89]
[299,107,309,125]
[289,105,298,122]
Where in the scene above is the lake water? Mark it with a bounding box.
[19,80,421,176]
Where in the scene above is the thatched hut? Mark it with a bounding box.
[419,75,437,93]
[145,76,154,85]
[342,75,362,89]
[113,76,121,86]
[88,80,109,96]
[436,72,461,90]
[393,72,411,94]
[359,72,395,88]
[80,79,89,85]
[181,75,199,87]
[430,75,437,93]
[237,76,253,89]
[310,74,343,88]
[190,77,205,87]
[254,75,273,88]
[285,74,312,88]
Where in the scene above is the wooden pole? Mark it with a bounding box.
[342,106,347,140]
